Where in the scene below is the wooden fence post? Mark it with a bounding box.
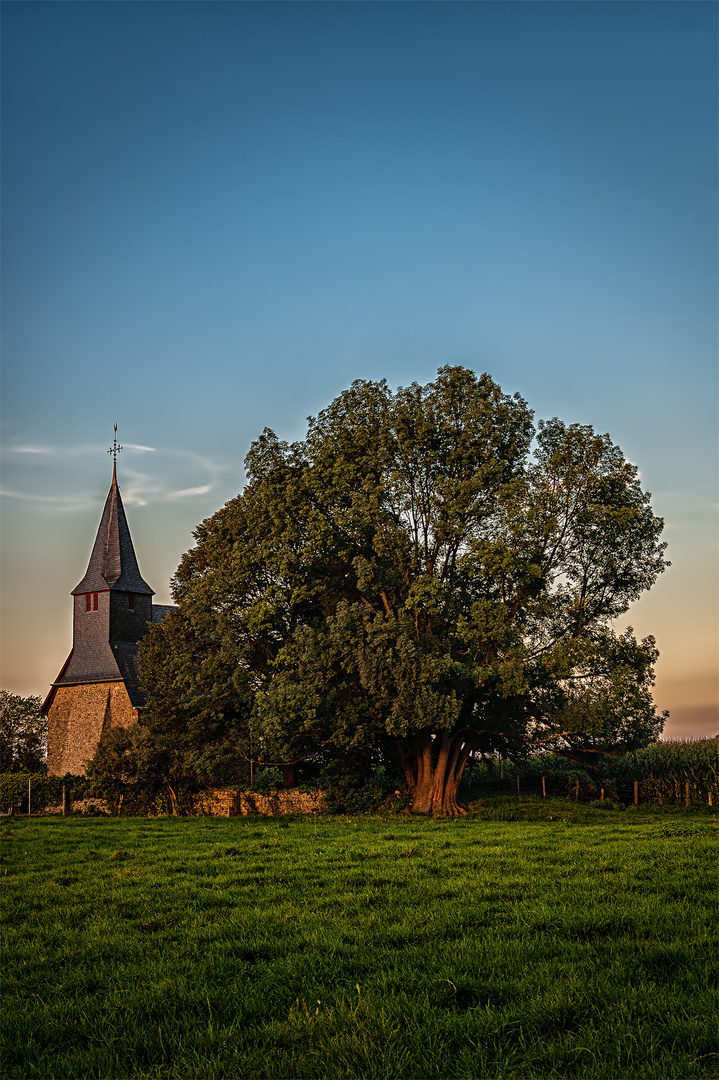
[600,787,604,801]
[542,776,546,798]
[516,775,520,797]
[709,791,713,807]
[633,781,639,806]
[685,781,690,808]
[62,785,68,816]
[574,780,579,801]
[28,778,31,817]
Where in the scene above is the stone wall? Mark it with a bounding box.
[43,798,112,815]
[46,681,138,776]
[195,788,327,816]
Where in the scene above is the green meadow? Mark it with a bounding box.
[2,800,716,1080]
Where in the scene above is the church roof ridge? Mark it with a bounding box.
[72,468,154,596]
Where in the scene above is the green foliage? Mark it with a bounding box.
[535,629,668,754]
[2,813,716,1079]
[252,767,284,793]
[0,691,46,772]
[322,783,386,815]
[140,368,668,815]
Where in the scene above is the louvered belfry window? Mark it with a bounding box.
[85,594,92,612]
[93,592,99,611]
[128,593,135,611]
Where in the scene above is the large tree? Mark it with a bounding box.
[140,367,667,815]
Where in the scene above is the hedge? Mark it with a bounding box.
[0,772,88,813]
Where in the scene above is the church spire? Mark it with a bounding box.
[71,431,154,597]
[108,423,122,484]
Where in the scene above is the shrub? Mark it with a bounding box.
[323,783,386,814]
[253,767,283,793]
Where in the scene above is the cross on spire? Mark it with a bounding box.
[107,424,122,480]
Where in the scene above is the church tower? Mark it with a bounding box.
[43,433,171,775]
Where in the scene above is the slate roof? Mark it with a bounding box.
[42,606,176,714]
[151,604,177,622]
[72,466,154,596]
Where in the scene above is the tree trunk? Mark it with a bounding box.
[283,762,298,788]
[395,738,417,792]
[409,730,473,817]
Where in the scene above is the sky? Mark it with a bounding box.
[1,1,716,739]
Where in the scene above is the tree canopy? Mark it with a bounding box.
[140,367,668,815]
[0,691,46,772]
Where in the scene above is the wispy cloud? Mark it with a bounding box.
[4,440,156,460]
[0,485,97,513]
[1,443,235,512]
[168,484,213,500]
[121,470,165,507]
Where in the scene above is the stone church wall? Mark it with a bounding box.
[46,681,138,776]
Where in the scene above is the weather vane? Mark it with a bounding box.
[107,424,123,476]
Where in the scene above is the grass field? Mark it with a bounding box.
[2,798,717,1080]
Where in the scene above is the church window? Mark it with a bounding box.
[128,593,135,611]
[93,592,99,611]
[85,594,91,612]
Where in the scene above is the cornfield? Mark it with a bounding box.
[603,737,718,804]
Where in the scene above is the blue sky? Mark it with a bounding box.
[1,1,716,736]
